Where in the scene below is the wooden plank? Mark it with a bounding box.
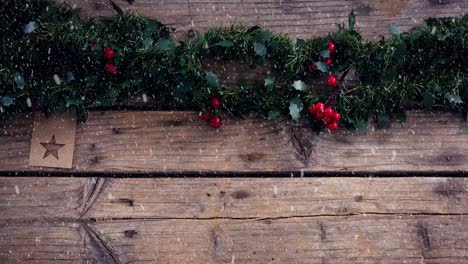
[0,177,99,221]
[1,111,467,174]
[1,177,466,221]
[88,215,468,263]
[86,177,468,219]
[0,221,119,263]
[63,0,468,39]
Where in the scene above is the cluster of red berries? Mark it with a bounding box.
[308,102,340,131]
[200,97,223,128]
[103,46,118,75]
[309,41,338,88]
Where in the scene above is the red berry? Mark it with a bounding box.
[327,75,338,87]
[309,63,317,72]
[332,112,341,122]
[328,122,339,131]
[308,104,316,115]
[315,102,325,113]
[210,97,221,110]
[104,63,118,75]
[210,116,222,128]
[324,57,332,66]
[103,46,116,60]
[327,41,336,54]
[324,107,333,119]
[323,117,331,126]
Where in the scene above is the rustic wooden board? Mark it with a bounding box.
[1,177,467,263]
[1,111,467,174]
[65,0,468,40]
[2,177,466,221]
[2,216,467,263]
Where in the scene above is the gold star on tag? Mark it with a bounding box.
[29,112,77,169]
[40,135,65,160]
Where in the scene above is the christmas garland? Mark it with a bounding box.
[1,0,467,131]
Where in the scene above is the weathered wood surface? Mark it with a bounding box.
[1,177,467,263]
[1,111,467,174]
[65,0,468,40]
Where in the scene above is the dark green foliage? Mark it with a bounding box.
[0,1,467,129]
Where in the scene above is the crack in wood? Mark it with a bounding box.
[80,178,108,219]
[290,126,315,166]
[82,222,121,264]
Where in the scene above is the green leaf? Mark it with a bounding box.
[66,72,75,82]
[315,61,329,73]
[320,49,330,59]
[388,26,401,35]
[396,112,406,126]
[65,97,82,106]
[213,40,234,47]
[143,20,158,37]
[265,75,275,90]
[376,113,390,129]
[289,96,303,122]
[423,92,434,107]
[156,38,175,54]
[205,71,220,88]
[13,72,26,89]
[142,38,154,48]
[348,10,355,30]
[254,30,272,44]
[268,110,280,120]
[292,80,307,91]
[23,21,39,34]
[253,42,267,58]
[444,94,463,104]
[1,96,14,107]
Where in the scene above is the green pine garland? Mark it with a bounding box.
[1,0,467,130]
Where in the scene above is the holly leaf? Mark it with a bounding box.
[253,42,267,58]
[292,80,307,91]
[315,61,329,73]
[265,75,275,90]
[213,40,234,47]
[377,113,390,129]
[1,96,14,107]
[142,38,154,48]
[268,110,280,120]
[65,97,82,107]
[289,96,303,122]
[205,71,220,88]
[13,72,26,89]
[66,71,75,82]
[143,20,158,37]
[349,10,355,30]
[388,26,401,35]
[254,30,272,44]
[320,49,330,59]
[396,112,406,126]
[156,38,175,54]
[24,21,39,34]
[423,92,434,107]
[445,94,463,104]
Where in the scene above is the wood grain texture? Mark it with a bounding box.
[90,216,468,263]
[1,111,467,174]
[86,177,468,219]
[63,0,468,40]
[2,177,466,222]
[0,177,467,263]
